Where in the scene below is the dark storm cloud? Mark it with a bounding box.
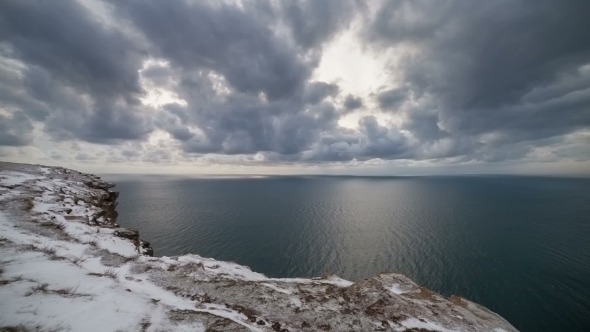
[19,65,152,144]
[376,88,408,110]
[0,111,33,146]
[0,51,52,121]
[63,102,152,143]
[368,0,590,150]
[301,116,411,162]
[357,116,408,158]
[113,0,311,100]
[282,0,358,49]
[178,98,277,155]
[169,91,340,157]
[114,0,349,160]
[344,94,363,110]
[0,0,143,100]
[402,108,447,142]
[1,0,589,165]
[0,0,150,143]
[303,82,339,104]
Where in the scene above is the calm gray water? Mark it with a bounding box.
[103,175,590,332]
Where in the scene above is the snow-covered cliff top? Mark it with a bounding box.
[0,162,518,332]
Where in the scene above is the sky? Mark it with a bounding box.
[1,0,590,175]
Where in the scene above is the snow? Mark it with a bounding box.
[0,167,265,332]
[324,275,355,287]
[390,282,408,295]
[0,211,261,332]
[0,171,43,186]
[0,213,164,332]
[267,275,354,287]
[290,296,303,307]
[0,163,520,332]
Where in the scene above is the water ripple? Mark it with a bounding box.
[107,175,590,332]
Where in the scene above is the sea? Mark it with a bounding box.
[102,175,590,332]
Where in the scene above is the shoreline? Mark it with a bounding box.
[0,162,518,332]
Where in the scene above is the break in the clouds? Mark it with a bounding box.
[0,0,589,173]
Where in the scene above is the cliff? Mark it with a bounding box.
[0,162,518,332]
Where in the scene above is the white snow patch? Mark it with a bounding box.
[289,297,302,308]
[0,171,43,186]
[325,275,354,287]
[267,276,353,287]
[390,283,408,295]
[0,210,260,332]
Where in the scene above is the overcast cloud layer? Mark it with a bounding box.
[1,0,589,174]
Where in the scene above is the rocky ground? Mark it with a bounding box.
[0,162,518,332]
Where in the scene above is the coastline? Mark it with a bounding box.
[0,162,518,332]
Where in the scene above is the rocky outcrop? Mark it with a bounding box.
[0,162,518,332]
[0,162,153,256]
[114,227,140,240]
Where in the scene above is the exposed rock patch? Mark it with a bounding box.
[115,227,140,240]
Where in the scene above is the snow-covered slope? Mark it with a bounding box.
[0,162,518,332]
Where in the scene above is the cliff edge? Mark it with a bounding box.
[0,162,518,332]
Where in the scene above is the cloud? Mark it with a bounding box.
[376,88,408,110]
[0,0,143,100]
[0,0,150,144]
[0,0,589,171]
[368,0,590,141]
[0,111,34,146]
[357,0,590,167]
[113,0,311,100]
[357,116,408,159]
[343,94,363,110]
[303,82,339,104]
[281,0,358,49]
